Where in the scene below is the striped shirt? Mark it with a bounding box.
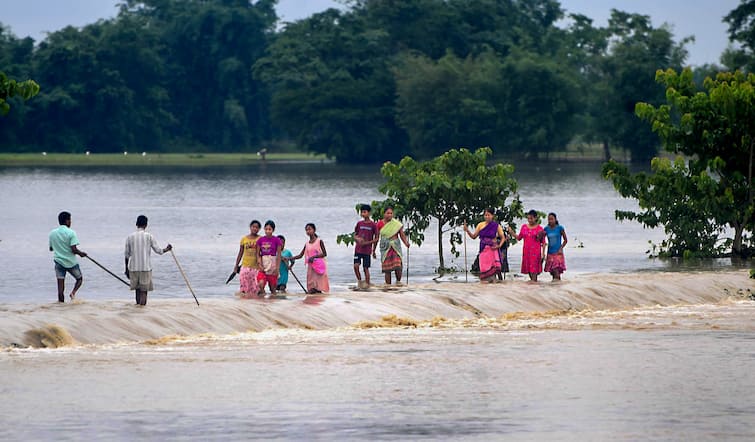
[125,229,165,271]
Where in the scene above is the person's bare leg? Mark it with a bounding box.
[57,279,66,303]
[384,271,391,285]
[138,290,148,306]
[551,271,561,281]
[70,277,82,300]
[354,263,362,282]
[364,267,371,286]
[395,268,402,283]
[530,273,538,282]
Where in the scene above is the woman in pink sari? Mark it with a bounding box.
[508,210,546,282]
[291,223,330,294]
[464,208,504,283]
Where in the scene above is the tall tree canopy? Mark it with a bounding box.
[0,0,693,161]
[604,68,755,258]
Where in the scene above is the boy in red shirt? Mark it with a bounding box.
[353,204,378,289]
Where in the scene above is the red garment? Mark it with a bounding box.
[518,225,545,274]
[354,219,378,255]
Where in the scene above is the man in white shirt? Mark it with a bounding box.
[125,215,171,306]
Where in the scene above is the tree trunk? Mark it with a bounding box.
[602,139,611,162]
[437,220,445,275]
[748,139,753,208]
[732,222,744,258]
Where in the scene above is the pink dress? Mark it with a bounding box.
[518,225,545,274]
[304,237,330,293]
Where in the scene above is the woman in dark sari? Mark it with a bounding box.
[464,208,505,282]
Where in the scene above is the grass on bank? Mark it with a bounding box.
[0,152,329,167]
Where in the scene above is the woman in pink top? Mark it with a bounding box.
[291,223,330,294]
[508,210,546,282]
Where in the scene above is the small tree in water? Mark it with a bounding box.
[603,68,755,258]
[374,147,522,274]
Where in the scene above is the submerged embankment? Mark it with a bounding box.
[1,271,752,348]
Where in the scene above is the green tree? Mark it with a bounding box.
[723,0,755,72]
[604,68,755,258]
[375,147,522,273]
[0,71,39,115]
[602,157,727,257]
[394,50,580,159]
[255,9,404,162]
[573,10,690,161]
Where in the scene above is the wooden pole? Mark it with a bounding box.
[463,227,468,283]
[86,255,129,286]
[170,249,200,306]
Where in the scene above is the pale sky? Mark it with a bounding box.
[0,0,741,66]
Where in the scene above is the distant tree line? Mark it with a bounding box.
[0,0,748,162]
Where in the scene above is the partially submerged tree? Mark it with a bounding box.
[603,68,755,258]
[374,147,522,273]
[0,71,39,115]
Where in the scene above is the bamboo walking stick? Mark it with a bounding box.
[463,225,468,283]
[86,255,129,287]
[405,222,410,287]
[169,249,200,306]
[288,266,308,294]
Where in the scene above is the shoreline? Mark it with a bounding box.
[2,270,751,348]
[0,152,331,167]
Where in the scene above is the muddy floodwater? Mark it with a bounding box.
[0,163,753,440]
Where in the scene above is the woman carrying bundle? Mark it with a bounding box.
[464,208,505,283]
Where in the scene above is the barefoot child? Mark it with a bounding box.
[276,235,294,293]
[544,213,568,281]
[232,220,261,298]
[257,220,283,296]
[353,204,378,289]
[291,223,330,294]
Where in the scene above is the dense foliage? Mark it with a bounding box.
[603,68,755,258]
[0,0,694,160]
[0,71,39,116]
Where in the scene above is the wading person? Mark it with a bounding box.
[124,215,172,306]
[49,211,88,302]
[353,204,378,289]
[256,220,283,297]
[464,208,504,283]
[544,212,568,281]
[291,223,330,294]
[233,220,261,298]
[508,210,546,282]
[376,207,410,286]
[276,235,294,293]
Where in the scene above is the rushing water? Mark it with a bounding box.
[0,162,753,440]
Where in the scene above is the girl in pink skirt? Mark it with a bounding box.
[544,213,568,280]
[509,210,546,282]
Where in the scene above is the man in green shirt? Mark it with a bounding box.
[48,211,88,302]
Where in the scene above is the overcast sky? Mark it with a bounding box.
[0,0,740,66]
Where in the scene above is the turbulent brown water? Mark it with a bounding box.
[1,271,751,347]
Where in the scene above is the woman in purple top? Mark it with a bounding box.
[464,208,505,282]
[256,220,283,297]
